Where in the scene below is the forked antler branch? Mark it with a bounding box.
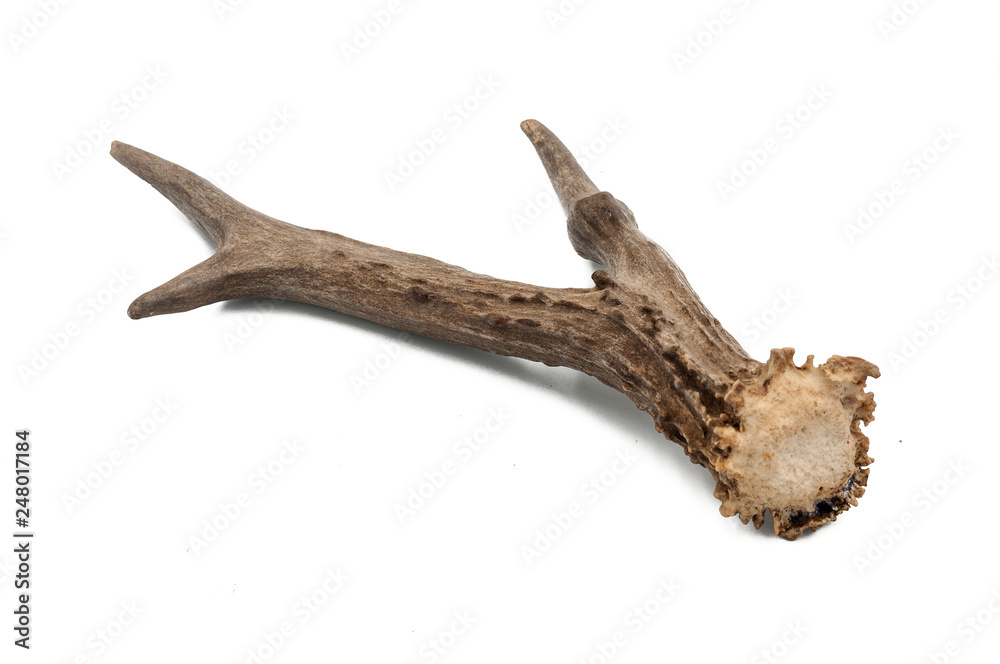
[111,120,878,539]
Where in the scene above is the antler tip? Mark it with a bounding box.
[109,140,153,177]
[520,118,543,138]
[127,298,150,320]
[109,140,135,163]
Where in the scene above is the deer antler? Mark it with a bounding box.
[110,120,878,540]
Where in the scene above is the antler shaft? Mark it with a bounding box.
[111,140,661,399]
[111,120,878,539]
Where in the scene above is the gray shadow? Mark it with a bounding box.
[220,297,722,504]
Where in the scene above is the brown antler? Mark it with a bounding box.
[110,120,878,539]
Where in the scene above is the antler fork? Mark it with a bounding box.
[110,120,878,540]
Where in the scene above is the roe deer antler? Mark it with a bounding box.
[110,120,878,539]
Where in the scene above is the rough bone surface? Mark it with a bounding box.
[111,119,878,540]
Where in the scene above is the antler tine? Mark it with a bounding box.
[110,141,260,247]
[521,119,644,278]
[520,119,600,213]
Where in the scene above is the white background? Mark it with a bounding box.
[3,1,1000,662]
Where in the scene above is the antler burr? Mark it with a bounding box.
[110,120,878,539]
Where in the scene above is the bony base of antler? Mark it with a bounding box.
[710,349,878,540]
[110,118,878,540]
